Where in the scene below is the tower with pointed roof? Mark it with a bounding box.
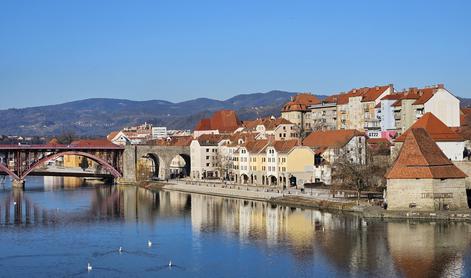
[386,128,468,211]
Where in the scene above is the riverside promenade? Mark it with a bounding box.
[143,179,358,211]
[141,179,471,222]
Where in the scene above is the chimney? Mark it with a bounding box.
[437,83,444,89]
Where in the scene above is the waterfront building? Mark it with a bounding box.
[393,113,465,161]
[281,93,321,136]
[193,110,242,138]
[190,134,230,179]
[233,138,315,188]
[303,129,366,185]
[385,128,468,211]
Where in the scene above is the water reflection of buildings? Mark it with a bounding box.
[1,186,471,277]
[188,192,471,277]
[387,221,471,278]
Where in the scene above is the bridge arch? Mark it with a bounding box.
[20,151,122,180]
[0,163,20,180]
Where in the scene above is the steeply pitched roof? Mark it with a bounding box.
[386,128,466,179]
[395,113,464,142]
[303,129,364,149]
[282,93,321,112]
[194,110,241,133]
[106,131,119,141]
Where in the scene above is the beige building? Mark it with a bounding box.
[386,128,468,211]
[308,98,338,131]
[281,93,321,136]
[334,85,393,131]
[234,139,315,188]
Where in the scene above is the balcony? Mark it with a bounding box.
[364,119,381,130]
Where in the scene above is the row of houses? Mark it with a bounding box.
[281,84,461,140]
[188,110,367,187]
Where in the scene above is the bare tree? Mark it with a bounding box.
[215,151,234,181]
[331,141,390,204]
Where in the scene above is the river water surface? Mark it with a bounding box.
[1,177,471,277]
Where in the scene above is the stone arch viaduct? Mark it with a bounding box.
[121,145,191,183]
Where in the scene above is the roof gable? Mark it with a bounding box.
[303,129,364,149]
[386,128,466,179]
[395,113,464,142]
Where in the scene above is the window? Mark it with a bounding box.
[206,156,209,159]
[206,148,209,152]
[206,163,210,167]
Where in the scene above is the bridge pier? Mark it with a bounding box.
[12,179,25,189]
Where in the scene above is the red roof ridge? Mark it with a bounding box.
[395,113,464,142]
[386,128,466,179]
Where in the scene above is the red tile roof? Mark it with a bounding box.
[106,131,119,141]
[282,93,321,112]
[367,138,392,146]
[326,85,392,106]
[395,113,464,142]
[303,129,364,149]
[196,134,230,146]
[70,139,119,148]
[386,128,466,179]
[270,139,300,153]
[242,117,293,131]
[151,136,193,146]
[194,110,241,133]
[242,139,269,153]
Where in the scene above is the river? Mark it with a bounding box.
[0,177,470,277]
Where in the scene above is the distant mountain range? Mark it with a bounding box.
[2,91,469,137]
[0,90,317,136]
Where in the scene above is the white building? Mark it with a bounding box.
[393,113,465,161]
[152,127,168,139]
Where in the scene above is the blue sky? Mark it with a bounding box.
[0,0,470,109]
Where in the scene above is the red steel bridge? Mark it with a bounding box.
[0,140,124,187]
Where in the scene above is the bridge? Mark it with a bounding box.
[0,141,124,188]
[0,141,191,188]
[121,145,190,183]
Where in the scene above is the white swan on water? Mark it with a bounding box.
[87,263,92,271]
[168,261,172,267]
[119,246,123,253]
[148,240,152,247]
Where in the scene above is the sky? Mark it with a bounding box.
[0,0,470,109]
